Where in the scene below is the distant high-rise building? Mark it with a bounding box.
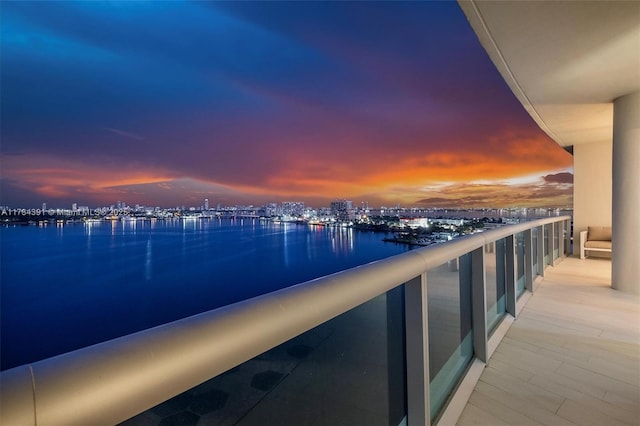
[330,199,354,221]
[204,199,209,210]
[281,201,304,217]
[42,203,47,213]
[330,199,353,212]
[72,203,78,211]
[264,203,279,217]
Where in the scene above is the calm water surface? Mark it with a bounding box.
[0,218,409,370]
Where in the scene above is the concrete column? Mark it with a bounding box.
[612,91,640,294]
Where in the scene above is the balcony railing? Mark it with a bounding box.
[0,216,571,426]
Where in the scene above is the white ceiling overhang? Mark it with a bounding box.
[458,0,640,148]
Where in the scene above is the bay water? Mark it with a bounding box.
[0,218,409,370]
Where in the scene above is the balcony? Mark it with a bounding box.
[6,216,636,426]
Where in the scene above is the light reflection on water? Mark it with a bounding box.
[145,239,152,282]
[0,218,407,370]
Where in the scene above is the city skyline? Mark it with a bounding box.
[2,197,573,215]
[0,2,573,209]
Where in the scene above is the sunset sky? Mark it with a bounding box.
[0,1,573,209]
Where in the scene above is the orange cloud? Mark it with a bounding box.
[365,134,571,185]
[1,154,176,203]
[242,130,572,207]
[1,127,573,209]
[412,179,573,208]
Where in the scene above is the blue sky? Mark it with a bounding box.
[1,1,572,208]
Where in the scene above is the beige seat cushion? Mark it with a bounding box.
[584,240,612,249]
[588,226,612,241]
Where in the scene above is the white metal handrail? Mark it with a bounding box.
[0,216,570,425]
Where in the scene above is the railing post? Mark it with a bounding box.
[523,229,534,292]
[388,286,408,426]
[505,235,517,316]
[559,221,564,257]
[405,273,430,426]
[470,247,487,363]
[548,223,556,265]
[537,225,545,277]
[459,254,473,347]
[565,219,572,256]
[560,222,563,255]
[552,222,562,266]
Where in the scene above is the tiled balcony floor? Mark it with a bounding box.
[457,257,640,426]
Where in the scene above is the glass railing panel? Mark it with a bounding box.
[427,255,473,421]
[516,232,526,297]
[485,239,506,334]
[121,286,407,426]
[532,227,539,277]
